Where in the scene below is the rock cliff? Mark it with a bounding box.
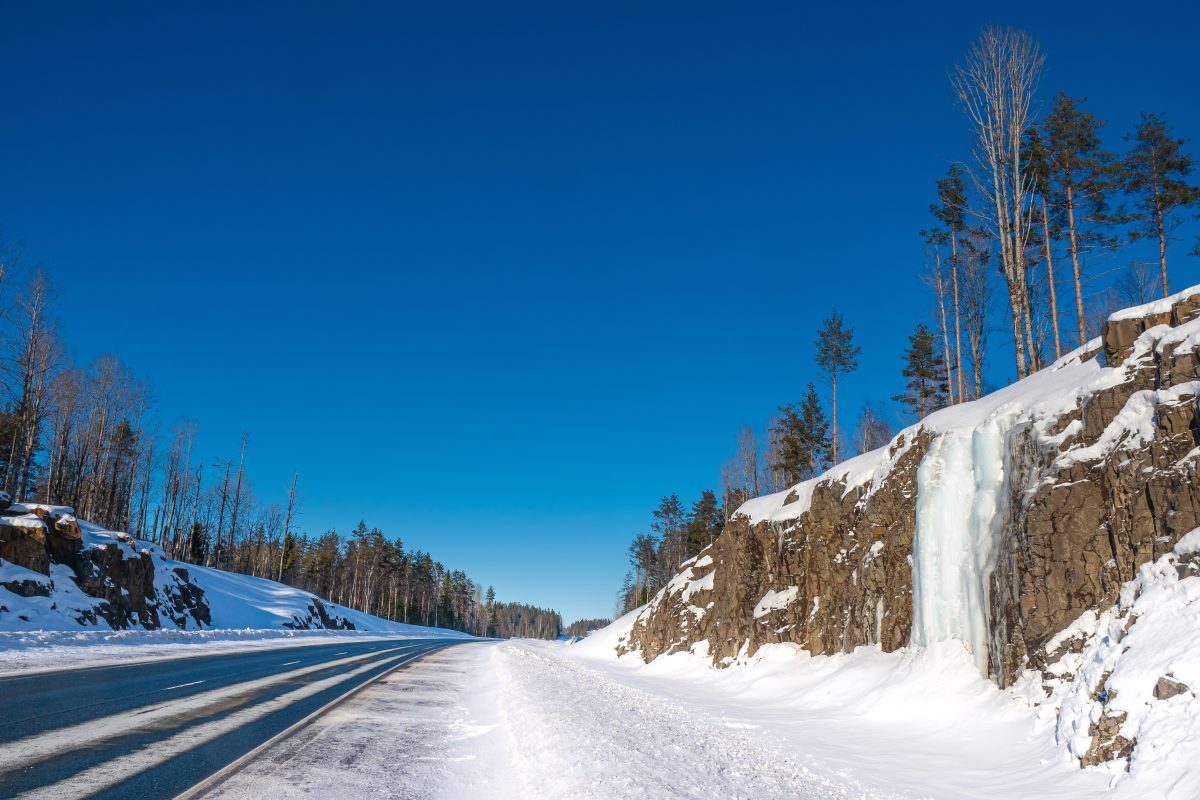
[620,288,1200,697]
[0,502,359,632]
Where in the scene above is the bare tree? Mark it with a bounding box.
[960,231,994,398]
[4,270,63,499]
[227,432,249,570]
[278,472,301,582]
[735,427,761,500]
[952,25,1043,379]
[853,401,893,455]
[1115,262,1157,307]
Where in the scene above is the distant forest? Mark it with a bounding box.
[616,24,1200,617]
[0,266,560,638]
[565,618,611,637]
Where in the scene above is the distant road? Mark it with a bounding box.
[0,637,467,799]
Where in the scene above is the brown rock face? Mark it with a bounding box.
[0,517,50,575]
[990,308,1200,684]
[70,544,161,629]
[0,504,211,630]
[625,290,1200,688]
[1101,291,1200,366]
[622,432,930,664]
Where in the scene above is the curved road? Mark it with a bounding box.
[0,637,467,799]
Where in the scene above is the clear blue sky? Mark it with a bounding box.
[0,2,1196,624]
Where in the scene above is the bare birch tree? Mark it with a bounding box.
[952,25,1043,379]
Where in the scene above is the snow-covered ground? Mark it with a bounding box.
[198,626,1193,800]
[561,622,1108,799]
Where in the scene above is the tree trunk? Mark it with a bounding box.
[831,369,839,464]
[1039,194,1062,358]
[934,264,954,399]
[1064,174,1086,345]
[950,227,965,402]
[1154,169,1168,297]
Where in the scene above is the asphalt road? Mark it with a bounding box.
[0,636,467,799]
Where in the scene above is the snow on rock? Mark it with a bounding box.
[0,506,470,647]
[1027,529,1200,791]
[754,587,799,619]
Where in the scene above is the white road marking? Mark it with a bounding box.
[162,681,205,691]
[280,661,300,667]
[0,645,419,775]
[334,652,347,655]
[16,648,434,800]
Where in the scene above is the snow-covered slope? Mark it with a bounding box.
[0,502,467,639]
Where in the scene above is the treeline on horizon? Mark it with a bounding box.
[565,617,611,637]
[617,24,1200,617]
[0,266,562,638]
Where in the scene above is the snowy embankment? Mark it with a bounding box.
[0,506,471,673]
[576,547,1200,800]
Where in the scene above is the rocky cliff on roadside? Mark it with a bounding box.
[0,501,358,632]
[620,288,1200,697]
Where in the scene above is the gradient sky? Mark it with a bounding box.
[0,1,1196,624]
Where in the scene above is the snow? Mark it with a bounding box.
[1029,531,1200,795]
[196,644,517,800]
[754,586,799,619]
[570,541,1200,796]
[1106,285,1200,321]
[561,617,1109,798]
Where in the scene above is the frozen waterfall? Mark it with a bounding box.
[910,408,1018,674]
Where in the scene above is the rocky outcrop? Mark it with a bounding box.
[0,503,206,629]
[0,503,366,633]
[622,288,1200,696]
[626,432,930,665]
[284,597,356,631]
[989,322,1200,683]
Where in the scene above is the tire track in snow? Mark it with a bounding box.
[494,642,910,800]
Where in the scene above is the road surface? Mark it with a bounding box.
[0,636,466,799]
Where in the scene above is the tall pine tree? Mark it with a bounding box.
[1043,92,1119,346]
[684,490,723,557]
[894,324,948,420]
[815,312,860,465]
[769,382,830,484]
[1123,112,1200,297]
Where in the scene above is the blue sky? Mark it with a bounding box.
[0,2,1196,624]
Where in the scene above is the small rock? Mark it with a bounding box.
[1154,676,1189,700]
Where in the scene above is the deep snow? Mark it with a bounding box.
[570,611,1185,798]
